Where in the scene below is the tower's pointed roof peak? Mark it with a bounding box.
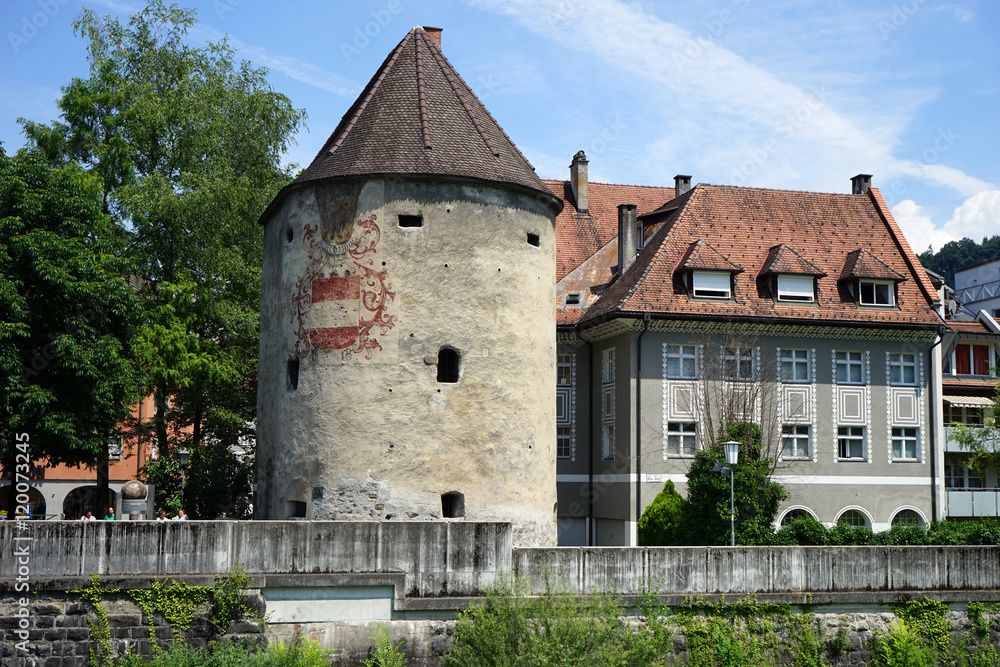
[293,27,554,198]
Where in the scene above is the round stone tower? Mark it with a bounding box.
[256,27,562,545]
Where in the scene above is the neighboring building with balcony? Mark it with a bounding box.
[954,257,1000,320]
[941,312,1000,519]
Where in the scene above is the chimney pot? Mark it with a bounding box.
[674,174,692,198]
[570,150,589,212]
[851,173,872,195]
[423,26,442,48]
[618,204,638,275]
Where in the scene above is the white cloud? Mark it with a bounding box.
[465,0,989,199]
[893,189,1000,252]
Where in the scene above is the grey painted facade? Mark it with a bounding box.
[557,322,943,544]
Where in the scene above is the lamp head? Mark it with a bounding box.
[722,440,740,466]
[178,449,190,466]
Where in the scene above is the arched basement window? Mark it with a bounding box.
[441,491,465,518]
[437,348,460,383]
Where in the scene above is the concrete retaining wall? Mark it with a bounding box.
[513,545,1000,603]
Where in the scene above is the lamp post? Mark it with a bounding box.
[178,448,190,510]
[722,441,741,547]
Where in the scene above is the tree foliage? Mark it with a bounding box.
[680,423,789,546]
[637,480,685,546]
[19,1,305,499]
[918,235,1000,288]
[0,149,146,472]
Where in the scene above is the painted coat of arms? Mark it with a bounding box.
[291,183,397,360]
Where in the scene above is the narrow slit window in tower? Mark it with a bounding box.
[287,358,299,391]
[441,491,465,518]
[398,214,423,228]
[437,348,460,382]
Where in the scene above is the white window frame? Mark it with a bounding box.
[891,427,918,461]
[666,344,697,379]
[602,422,615,459]
[722,347,754,381]
[780,349,810,383]
[944,404,984,426]
[891,509,923,527]
[691,271,732,299]
[888,353,917,385]
[945,464,982,489]
[602,348,615,384]
[837,425,866,461]
[776,275,815,302]
[837,509,869,528]
[859,279,894,306]
[557,353,573,385]
[781,424,811,459]
[667,422,698,457]
[557,425,571,459]
[835,351,864,384]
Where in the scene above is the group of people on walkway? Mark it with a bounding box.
[80,508,188,520]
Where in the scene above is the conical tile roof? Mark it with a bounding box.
[293,26,554,198]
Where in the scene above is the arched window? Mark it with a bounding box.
[837,509,868,528]
[891,509,923,527]
[437,348,460,383]
[780,508,813,526]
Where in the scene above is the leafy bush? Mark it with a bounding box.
[638,480,686,546]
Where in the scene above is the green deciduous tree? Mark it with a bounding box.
[20,1,305,505]
[0,149,147,514]
[681,423,789,546]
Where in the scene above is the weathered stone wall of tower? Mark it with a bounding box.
[258,176,558,545]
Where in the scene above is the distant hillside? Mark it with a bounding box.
[918,236,1000,288]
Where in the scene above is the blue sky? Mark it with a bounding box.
[2,0,997,252]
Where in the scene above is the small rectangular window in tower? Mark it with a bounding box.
[527,233,540,247]
[437,348,460,382]
[286,358,299,391]
[398,214,423,228]
[441,491,465,518]
[285,500,307,518]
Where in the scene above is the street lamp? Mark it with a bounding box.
[722,441,741,547]
[178,448,190,510]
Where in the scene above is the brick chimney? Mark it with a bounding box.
[618,204,638,275]
[851,174,872,195]
[570,150,588,212]
[674,174,692,198]
[423,26,442,48]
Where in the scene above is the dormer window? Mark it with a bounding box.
[692,271,731,299]
[776,275,815,303]
[635,220,644,250]
[859,279,894,306]
[564,293,582,307]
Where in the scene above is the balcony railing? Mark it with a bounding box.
[946,489,1000,517]
[955,277,1000,305]
[944,426,1000,453]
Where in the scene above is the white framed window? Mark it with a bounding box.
[837,509,868,528]
[602,423,615,459]
[692,271,732,299]
[945,464,982,489]
[602,387,615,418]
[723,347,753,381]
[781,425,811,459]
[666,344,697,378]
[667,422,698,457]
[891,427,918,460]
[944,404,983,426]
[557,353,573,385]
[107,436,123,461]
[636,220,644,250]
[557,425,571,459]
[891,509,923,527]
[838,426,865,460]
[835,351,864,384]
[780,349,810,383]
[602,348,615,384]
[888,353,917,385]
[859,280,894,306]
[777,275,815,302]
